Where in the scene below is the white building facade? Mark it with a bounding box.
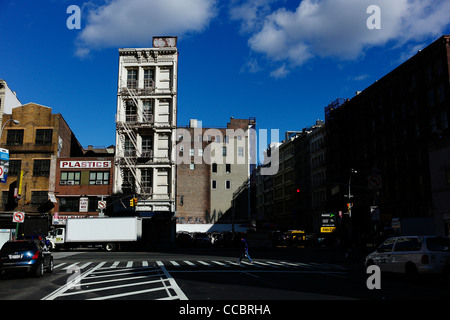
[114,37,178,215]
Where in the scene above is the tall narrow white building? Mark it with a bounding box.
[114,37,178,216]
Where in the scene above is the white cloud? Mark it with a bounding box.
[231,0,450,75]
[270,64,289,78]
[75,0,217,56]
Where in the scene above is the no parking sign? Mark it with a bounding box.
[12,211,25,223]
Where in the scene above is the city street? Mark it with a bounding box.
[1,246,449,305]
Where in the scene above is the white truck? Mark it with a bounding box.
[48,217,143,252]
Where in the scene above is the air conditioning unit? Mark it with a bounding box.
[60,181,67,185]
[67,181,75,185]
[95,181,103,185]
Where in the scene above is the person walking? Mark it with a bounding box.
[238,236,252,264]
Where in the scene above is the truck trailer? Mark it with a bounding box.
[48,217,143,252]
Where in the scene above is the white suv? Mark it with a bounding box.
[365,236,450,276]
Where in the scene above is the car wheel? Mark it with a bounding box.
[47,258,54,273]
[34,261,44,278]
[405,262,418,278]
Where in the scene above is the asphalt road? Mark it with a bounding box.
[1,246,449,309]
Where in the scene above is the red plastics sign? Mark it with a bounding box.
[60,161,111,169]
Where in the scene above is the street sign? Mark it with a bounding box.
[12,211,25,223]
[320,227,336,233]
[0,148,9,183]
[368,174,382,189]
[98,200,106,209]
[79,197,88,212]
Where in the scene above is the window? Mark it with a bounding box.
[125,100,137,122]
[198,149,203,156]
[61,171,81,185]
[141,136,152,156]
[212,163,217,173]
[8,160,21,176]
[143,100,153,121]
[238,147,244,157]
[190,163,195,170]
[89,171,109,185]
[144,68,155,88]
[6,129,23,146]
[31,191,48,205]
[377,238,395,253]
[33,159,50,177]
[127,69,138,88]
[211,180,217,189]
[35,129,52,145]
[58,197,79,212]
[222,147,227,156]
[124,137,135,157]
[190,149,195,156]
[393,237,422,252]
[141,169,152,193]
[226,164,231,173]
[225,180,231,190]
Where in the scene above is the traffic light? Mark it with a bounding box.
[130,198,137,207]
[347,203,353,210]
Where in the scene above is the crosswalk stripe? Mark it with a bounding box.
[53,259,345,271]
[80,262,93,269]
[62,262,80,270]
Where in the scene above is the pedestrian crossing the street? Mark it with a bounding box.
[53,259,347,272]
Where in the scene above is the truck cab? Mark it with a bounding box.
[47,228,65,250]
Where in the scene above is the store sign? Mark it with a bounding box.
[60,161,111,169]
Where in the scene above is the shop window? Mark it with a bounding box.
[58,197,79,212]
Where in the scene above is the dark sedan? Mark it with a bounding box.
[0,240,53,278]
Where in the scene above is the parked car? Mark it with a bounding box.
[176,232,193,247]
[192,232,211,247]
[365,236,450,276]
[0,240,54,277]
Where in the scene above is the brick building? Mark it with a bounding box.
[176,117,256,228]
[325,35,450,239]
[53,151,115,224]
[0,103,83,235]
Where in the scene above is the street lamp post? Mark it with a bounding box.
[0,119,20,140]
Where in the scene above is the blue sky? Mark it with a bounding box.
[1,0,450,151]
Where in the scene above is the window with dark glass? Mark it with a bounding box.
[33,159,50,177]
[8,159,21,176]
[59,197,79,212]
[31,191,48,205]
[6,129,23,146]
[35,129,53,145]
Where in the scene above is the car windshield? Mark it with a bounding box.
[426,237,450,252]
[0,241,36,254]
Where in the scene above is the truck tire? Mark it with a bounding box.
[105,243,116,252]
